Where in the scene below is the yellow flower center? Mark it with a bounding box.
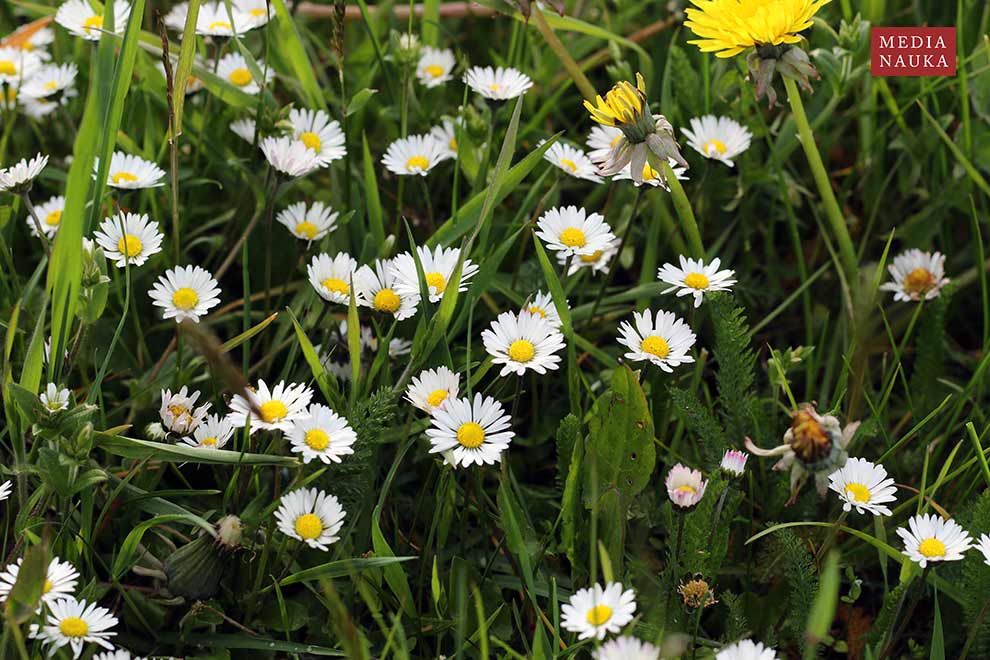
[208,21,232,30]
[675,485,697,495]
[489,83,500,92]
[641,335,670,358]
[426,272,447,293]
[44,80,58,90]
[580,250,604,264]
[559,158,578,173]
[260,400,289,423]
[0,61,16,76]
[250,8,267,16]
[449,137,458,152]
[201,437,218,447]
[528,305,546,318]
[59,617,89,638]
[83,15,104,32]
[373,288,402,313]
[586,604,613,626]
[684,272,710,290]
[406,155,430,172]
[168,404,188,417]
[844,483,871,503]
[300,131,322,151]
[508,339,536,363]
[703,138,728,156]
[171,287,199,310]
[45,210,62,227]
[426,389,449,408]
[229,68,252,86]
[456,421,485,448]
[321,278,350,297]
[424,64,445,78]
[304,429,330,451]
[559,227,587,248]
[295,221,318,239]
[642,164,661,181]
[21,42,35,52]
[116,234,143,258]
[903,268,935,294]
[918,537,946,558]
[294,513,323,540]
[43,579,52,594]
[112,171,138,184]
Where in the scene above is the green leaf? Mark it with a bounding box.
[112,514,198,580]
[806,550,840,647]
[3,542,48,624]
[371,508,415,616]
[94,433,300,466]
[268,0,326,110]
[362,133,385,247]
[931,586,945,660]
[531,236,574,339]
[221,312,279,352]
[288,308,342,409]
[279,557,416,586]
[497,471,537,599]
[171,0,202,132]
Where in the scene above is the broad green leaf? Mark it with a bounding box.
[94,433,300,466]
[371,511,415,616]
[4,542,48,624]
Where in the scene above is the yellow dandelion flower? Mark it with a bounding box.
[684,0,832,58]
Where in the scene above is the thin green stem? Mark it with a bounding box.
[660,160,704,259]
[782,76,859,292]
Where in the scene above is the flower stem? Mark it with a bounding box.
[665,512,687,623]
[782,76,859,292]
[660,160,704,259]
[531,9,597,101]
[21,193,51,258]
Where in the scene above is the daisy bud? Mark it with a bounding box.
[216,514,244,550]
[720,449,748,478]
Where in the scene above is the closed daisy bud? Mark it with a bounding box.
[720,449,748,478]
[274,487,347,551]
[666,463,708,509]
[897,513,972,568]
[560,582,637,640]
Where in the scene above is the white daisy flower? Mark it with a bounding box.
[0,556,79,607]
[594,636,661,660]
[55,0,131,41]
[287,404,357,464]
[720,449,748,478]
[463,65,533,101]
[382,134,445,176]
[0,152,48,192]
[195,1,254,37]
[405,366,459,415]
[426,393,513,468]
[682,115,752,167]
[482,310,566,377]
[164,1,190,30]
[0,47,43,86]
[586,125,624,163]
[274,487,346,551]
[277,201,339,243]
[234,0,273,27]
[560,582,637,641]
[535,205,616,259]
[288,108,347,166]
[542,141,602,183]
[228,379,313,434]
[159,386,210,435]
[556,239,619,276]
[416,46,456,87]
[0,481,10,502]
[261,136,322,178]
[308,251,360,305]
[7,24,55,54]
[148,265,222,323]
[102,151,166,189]
[355,259,419,320]
[180,413,235,449]
[17,96,58,120]
[522,291,564,329]
[216,52,273,94]
[27,194,64,237]
[40,382,70,412]
[716,639,778,660]
[94,651,147,660]
[617,309,696,372]
[897,513,973,568]
[880,249,949,302]
[429,118,460,161]
[976,533,990,567]
[666,463,708,508]
[827,457,897,516]
[657,256,737,308]
[20,62,77,100]
[613,157,689,189]
[230,118,260,143]
[93,212,164,268]
[29,596,118,659]
[391,245,479,303]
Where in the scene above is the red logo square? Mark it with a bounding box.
[871,27,956,76]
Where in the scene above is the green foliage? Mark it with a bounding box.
[668,386,728,465]
[910,285,954,415]
[762,528,819,652]
[710,292,759,446]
